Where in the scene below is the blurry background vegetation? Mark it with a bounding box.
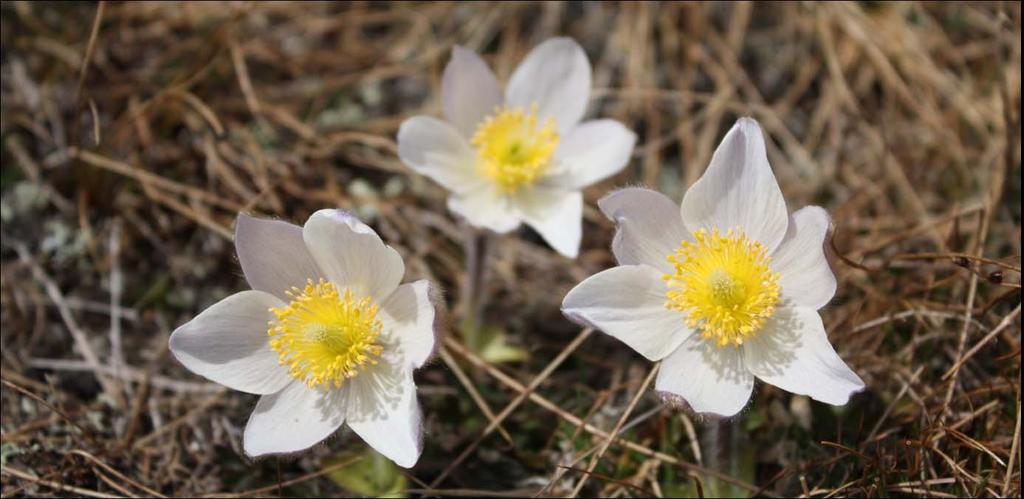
[0,1,1020,497]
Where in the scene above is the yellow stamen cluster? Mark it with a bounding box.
[268,279,383,388]
[664,228,780,347]
[472,105,559,193]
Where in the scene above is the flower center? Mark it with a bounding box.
[664,228,781,347]
[268,279,383,388]
[472,105,559,193]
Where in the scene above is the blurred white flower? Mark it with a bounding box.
[397,38,636,258]
[169,210,438,467]
[562,118,864,417]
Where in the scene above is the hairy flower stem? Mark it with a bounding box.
[702,418,741,497]
[460,227,491,351]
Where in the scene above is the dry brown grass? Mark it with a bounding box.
[1,1,1020,497]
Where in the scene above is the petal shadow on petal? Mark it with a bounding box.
[379,281,439,369]
[244,381,348,457]
[307,387,348,428]
[346,351,409,423]
[693,338,750,386]
[745,311,801,377]
[744,305,864,405]
[657,333,754,417]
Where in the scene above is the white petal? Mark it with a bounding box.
[380,280,439,369]
[680,117,789,251]
[547,120,636,189]
[243,381,347,457]
[235,213,325,301]
[302,210,405,301]
[169,290,290,395]
[397,116,484,194]
[346,361,422,468]
[515,186,582,258]
[447,184,522,234]
[562,265,693,361]
[743,305,864,406]
[598,187,690,274]
[772,206,837,310]
[505,37,591,134]
[656,335,753,417]
[442,46,503,138]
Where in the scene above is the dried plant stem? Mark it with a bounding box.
[10,241,122,404]
[437,347,514,444]
[1004,390,1022,497]
[2,2,1019,495]
[0,466,118,498]
[444,336,762,494]
[430,328,594,489]
[569,363,660,497]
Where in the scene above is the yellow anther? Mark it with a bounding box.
[268,279,383,388]
[664,229,780,347]
[472,105,559,193]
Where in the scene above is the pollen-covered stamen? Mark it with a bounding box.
[663,228,781,347]
[472,104,559,193]
[268,279,383,388]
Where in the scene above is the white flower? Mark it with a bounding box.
[397,38,637,258]
[168,210,438,467]
[562,118,864,417]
